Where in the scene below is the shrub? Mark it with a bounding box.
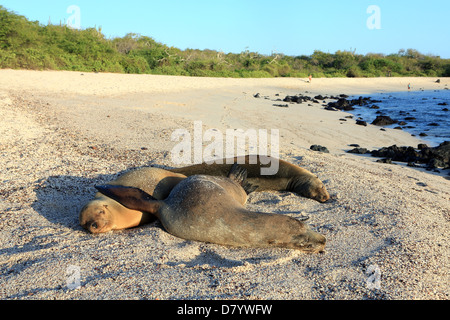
[1,5,449,78]
[346,66,363,78]
[121,55,149,74]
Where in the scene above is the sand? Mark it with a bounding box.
[0,69,448,300]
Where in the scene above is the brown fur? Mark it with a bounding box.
[79,168,185,233]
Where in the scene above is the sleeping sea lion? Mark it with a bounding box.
[95,165,326,252]
[169,155,330,203]
[79,155,329,233]
[79,167,186,233]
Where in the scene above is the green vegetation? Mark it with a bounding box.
[1,6,449,77]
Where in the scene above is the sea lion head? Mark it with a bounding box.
[293,226,327,253]
[79,200,115,233]
[308,178,330,203]
[289,175,330,202]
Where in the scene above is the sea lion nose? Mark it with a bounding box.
[319,192,331,202]
[310,231,326,252]
[319,234,326,245]
[89,222,99,233]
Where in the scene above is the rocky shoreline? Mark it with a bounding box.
[258,89,448,141]
[255,92,450,176]
[348,141,450,172]
[324,91,449,142]
[309,142,449,175]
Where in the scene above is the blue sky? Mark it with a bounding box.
[2,0,450,58]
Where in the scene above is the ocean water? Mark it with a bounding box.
[348,89,450,147]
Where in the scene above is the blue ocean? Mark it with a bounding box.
[348,89,450,147]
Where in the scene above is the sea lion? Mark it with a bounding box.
[169,155,330,203]
[79,155,329,233]
[79,167,186,233]
[95,165,326,252]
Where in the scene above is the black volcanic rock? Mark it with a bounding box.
[417,144,429,150]
[376,158,393,164]
[431,141,450,167]
[371,115,396,126]
[370,142,450,169]
[323,95,383,112]
[310,145,329,153]
[371,145,419,162]
[347,147,369,154]
[283,94,313,104]
[356,120,367,126]
[327,98,355,111]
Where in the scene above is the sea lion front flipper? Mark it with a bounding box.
[95,185,161,215]
[227,164,259,195]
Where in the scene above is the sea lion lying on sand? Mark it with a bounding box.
[169,155,330,203]
[95,164,326,252]
[79,155,329,233]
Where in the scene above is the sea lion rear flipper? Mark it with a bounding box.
[242,182,258,195]
[297,215,310,221]
[227,164,259,194]
[95,185,161,215]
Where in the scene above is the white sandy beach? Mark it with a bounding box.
[0,69,449,300]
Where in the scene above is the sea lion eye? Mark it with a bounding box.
[91,222,98,229]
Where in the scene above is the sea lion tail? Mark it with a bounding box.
[227,164,259,194]
[95,185,162,216]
